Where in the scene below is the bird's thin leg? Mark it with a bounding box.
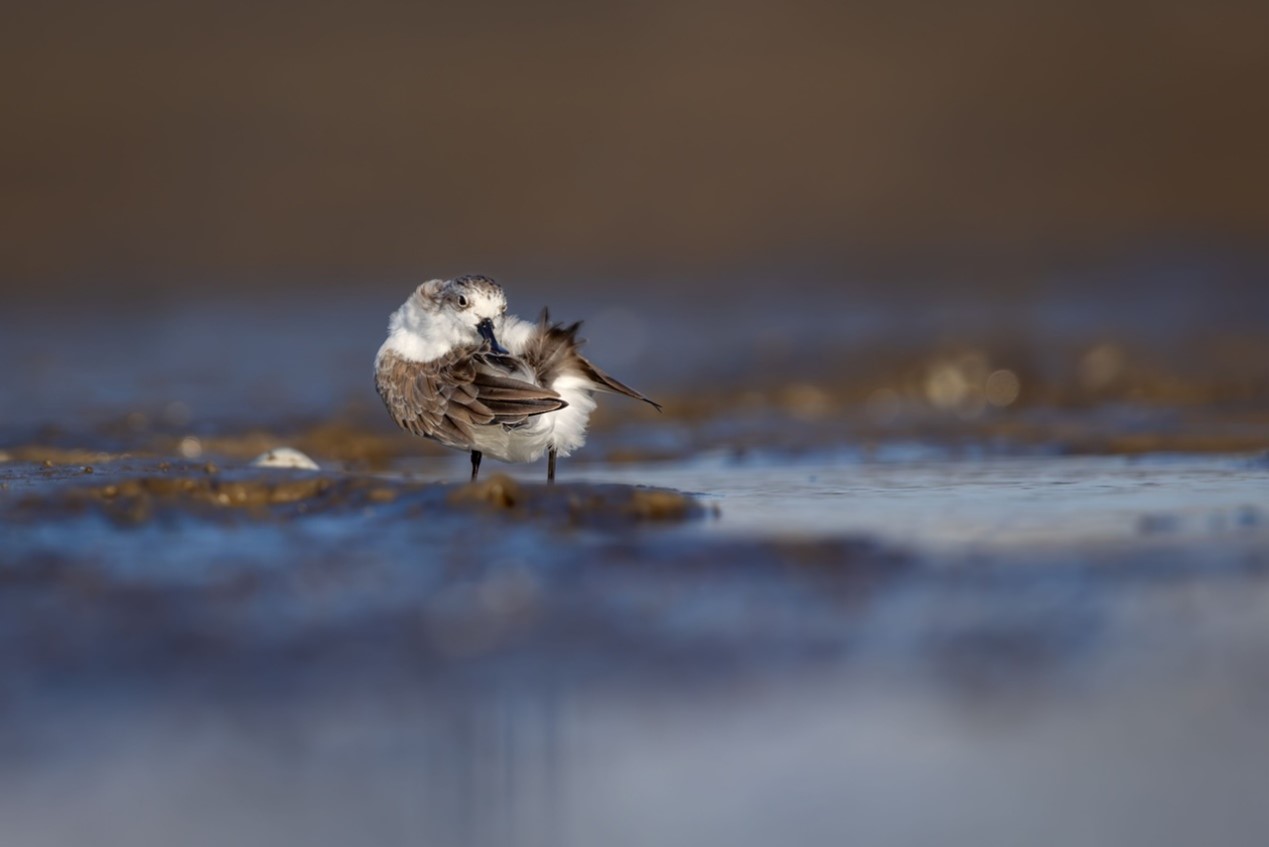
[470,450,482,482]
[547,448,557,484]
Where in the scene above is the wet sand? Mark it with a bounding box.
[1,292,1267,847]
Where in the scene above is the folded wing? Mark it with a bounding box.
[377,349,567,450]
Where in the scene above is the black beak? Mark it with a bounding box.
[477,318,508,354]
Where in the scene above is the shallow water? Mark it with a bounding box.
[2,452,1266,847]
[567,453,1269,547]
[2,293,1267,847]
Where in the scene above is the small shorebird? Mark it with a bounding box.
[375,275,660,482]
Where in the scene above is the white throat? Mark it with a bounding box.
[376,299,467,364]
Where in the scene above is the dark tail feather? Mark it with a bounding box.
[578,356,663,412]
[534,307,662,412]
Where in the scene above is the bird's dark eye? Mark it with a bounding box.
[457,295,468,308]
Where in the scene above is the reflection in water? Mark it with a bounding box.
[2,650,1267,847]
[409,688,564,847]
[0,683,570,847]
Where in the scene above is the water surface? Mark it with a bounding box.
[1,294,1266,847]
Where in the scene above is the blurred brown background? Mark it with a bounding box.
[1,0,1266,298]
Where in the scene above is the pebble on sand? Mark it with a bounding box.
[250,447,321,471]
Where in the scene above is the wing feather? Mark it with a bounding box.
[376,348,566,450]
[577,357,663,411]
[519,310,662,412]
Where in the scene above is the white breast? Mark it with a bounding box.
[467,372,596,464]
[546,374,597,457]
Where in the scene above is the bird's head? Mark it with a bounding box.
[398,274,510,354]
